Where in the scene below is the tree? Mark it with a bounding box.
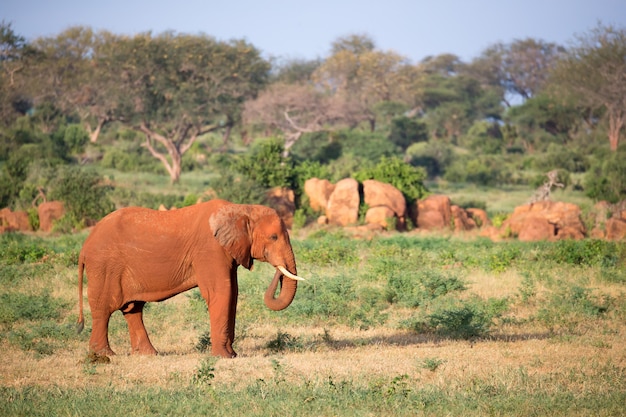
[471,39,564,107]
[106,32,270,183]
[27,27,118,140]
[243,82,335,155]
[418,56,502,142]
[312,34,421,131]
[551,24,626,151]
[0,21,32,125]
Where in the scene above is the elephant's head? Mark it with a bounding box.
[209,203,304,311]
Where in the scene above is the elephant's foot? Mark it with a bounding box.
[90,345,116,357]
[131,344,158,355]
[211,346,237,358]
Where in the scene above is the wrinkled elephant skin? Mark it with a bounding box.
[77,199,300,358]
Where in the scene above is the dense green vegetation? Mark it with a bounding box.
[0,232,625,415]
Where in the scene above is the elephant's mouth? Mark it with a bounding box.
[276,265,305,281]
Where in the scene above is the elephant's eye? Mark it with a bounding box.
[269,234,278,241]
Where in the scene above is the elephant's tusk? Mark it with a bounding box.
[277,265,305,281]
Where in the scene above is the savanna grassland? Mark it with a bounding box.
[1,229,625,416]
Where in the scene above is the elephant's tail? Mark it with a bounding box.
[77,253,85,334]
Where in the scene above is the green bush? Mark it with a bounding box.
[290,131,342,164]
[109,188,185,209]
[7,320,77,355]
[542,239,621,267]
[0,293,68,326]
[423,296,508,339]
[584,151,626,203]
[537,285,612,333]
[388,116,429,151]
[235,138,294,189]
[529,168,571,189]
[48,166,115,226]
[462,121,504,154]
[386,270,466,307]
[334,129,399,161]
[0,234,50,264]
[209,170,268,205]
[405,141,455,178]
[444,156,511,186]
[532,144,589,173]
[354,156,428,203]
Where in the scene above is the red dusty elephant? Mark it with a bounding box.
[77,199,304,358]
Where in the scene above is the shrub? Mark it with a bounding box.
[334,129,399,161]
[444,156,511,186]
[235,138,294,189]
[290,131,342,164]
[192,357,217,386]
[388,116,429,151]
[543,239,621,267]
[354,156,428,204]
[209,171,268,205]
[0,293,68,326]
[48,166,115,226]
[386,270,466,307]
[265,331,302,353]
[424,296,508,339]
[537,285,612,333]
[405,141,455,178]
[584,151,626,203]
[532,144,589,173]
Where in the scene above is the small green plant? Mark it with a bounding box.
[195,331,211,353]
[420,357,446,372]
[425,297,508,340]
[266,331,302,353]
[192,357,218,386]
[518,273,536,303]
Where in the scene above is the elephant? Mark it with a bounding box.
[76,199,304,358]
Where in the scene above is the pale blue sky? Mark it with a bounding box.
[2,0,625,63]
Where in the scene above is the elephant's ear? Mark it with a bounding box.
[209,206,253,269]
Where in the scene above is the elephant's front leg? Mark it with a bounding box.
[122,301,158,355]
[200,270,238,358]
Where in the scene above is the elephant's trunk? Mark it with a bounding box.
[264,267,298,311]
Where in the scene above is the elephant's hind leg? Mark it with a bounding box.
[122,301,158,355]
[90,309,116,356]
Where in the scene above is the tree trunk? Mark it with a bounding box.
[608,109,623,152]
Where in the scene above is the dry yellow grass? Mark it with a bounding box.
[2,315,624,396]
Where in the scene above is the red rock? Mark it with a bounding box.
[304,178,335,213]
[327,178,360,226]
[0,208,31,232]
[38,201,66,232]
[362,180,407,230]
[466,208,491,228]
[451,205,475,232]
[606,218,626,241]
[501,201,585,241]
[416,195,451,230]
[518,217,554,241]
[365,206,396,230]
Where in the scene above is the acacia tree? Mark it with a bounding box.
[551,24,626,151]
[106,32,269,183]
[312,34,421,131]
[470,39,564,107]
[243,82,335,155]
[27,27,118,140]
